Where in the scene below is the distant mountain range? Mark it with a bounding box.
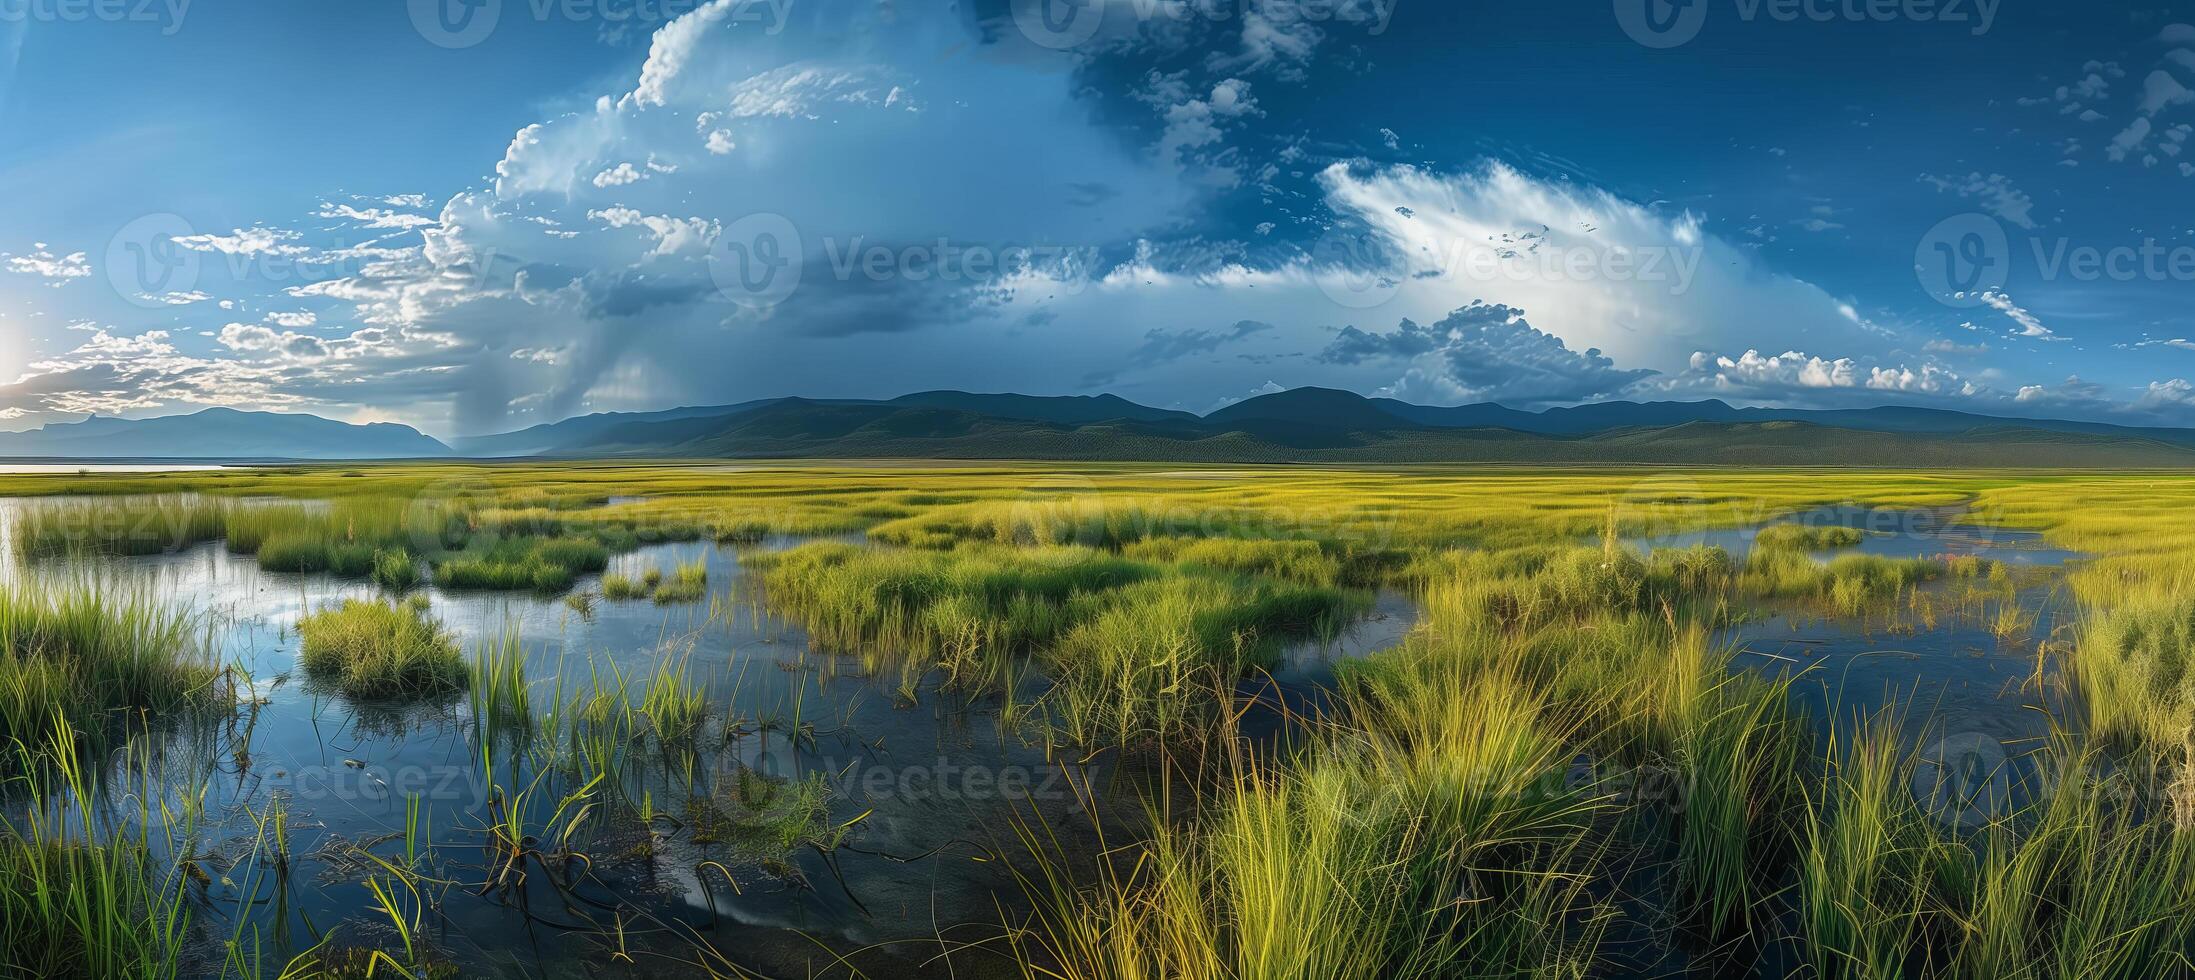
[12,391,2195,467]
[456,387,2195,467]
[0,408,448,460]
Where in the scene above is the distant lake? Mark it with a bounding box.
[0,463,231,474]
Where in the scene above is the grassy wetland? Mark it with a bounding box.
[0,462,2190,977]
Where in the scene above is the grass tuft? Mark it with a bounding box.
[297,596,468,700]
[0,583,216,760]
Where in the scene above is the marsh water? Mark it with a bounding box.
[1,495,2088,978]
[1628,504,2082,566]
[1636,505,2083,740]
[0,495,1416,978]
[3,507,1076,976]
[0,463,232,474]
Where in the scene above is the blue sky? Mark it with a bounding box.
[2,0,2194,436]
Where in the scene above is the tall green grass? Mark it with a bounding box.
[371,549,420,591]
[1660,644,1808,936]
[12,462,2194,978]
[12,499,229,558]
[2072,576,2195,750]
[1042,575,1365,744]
[1020,671,1610,979]
[0,721,195,979]
[755,540,1363,742]
[600,570,645,600]
[1801,726,2195,978]
[432,537,609,594]
[1741,545,1943,613]
[651,559,708,605]
[470,631,531,742]
[12,493,656,595]
[297,596,467,700]
[1754,523,1868,551]
[640,659,708,745]
[0,583,216,759]
[751,541,1151,661]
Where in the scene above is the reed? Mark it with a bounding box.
[1041,574,1366,744]
[470,631,531,742]
[370,549,420,591]
[12,498,229,558]
[0,582,216,759]
[600,571,646,600]
[1021,669,1610,979]
[297,596,468,700]
[0,722,195,979]
[640,659,708,745]
[651,559,709,604]
[1754,523,1868,551]
[12,462,2195,978]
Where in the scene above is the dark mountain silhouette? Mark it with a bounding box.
[515,389,2195,468]
[0,408,448,460]
[1205,387,1424,431]
[19,387,2195,465]
[448,399,789,457]
[887,391,1201,426]
[1367,396,2195,447]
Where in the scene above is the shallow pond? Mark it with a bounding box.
[1676,506,2089,825]
[1726,580,2079,794]
[1627,504,2082,566]
[0,496,2099,978]
[1642,508,2081,723]
[0,501,1138,978]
